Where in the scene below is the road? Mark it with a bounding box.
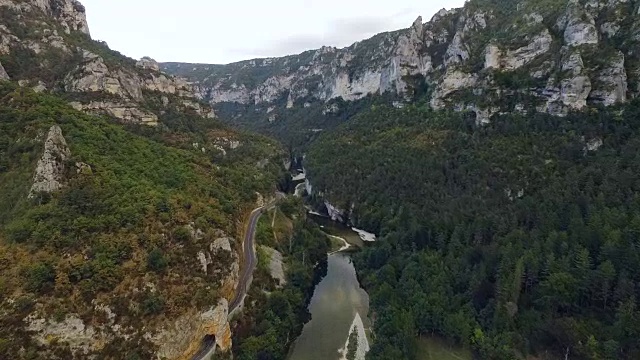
[191,199,278,360]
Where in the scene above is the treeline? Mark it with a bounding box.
[306,101,640,359]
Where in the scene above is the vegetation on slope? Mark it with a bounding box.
[230,197,329,360]
[0,82,282,358]
[306,101,640,359]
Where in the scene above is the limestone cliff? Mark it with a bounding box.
[0,0,214,125]
[163,0,640,125]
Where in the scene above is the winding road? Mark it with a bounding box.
[191,198,278,360]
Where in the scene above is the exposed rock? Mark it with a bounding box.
[484,29,553,71]
[261,246,286,288]
[586,137,604,151]
[600,22,620,38]
[70,101,159,126]
[153,299,232,359]
[431,70,478,109]
[589,51,627,106]
[33,81,47,92]
[286,92,294,108]
[75,161,91,175]
[325,201,346,223]
[1,0,92,35]
[473,106,498,125]
[445,30,469,65]
[323,103,339,115]
[539,50,592,114]
[29,125,71,198]
[484,44,502,70]
[386,16,432,94]
[0,60,9,80]
[65,50,143,100]
[561,75,592,109]
[26,314,97,354]
[136,56,160,71]
[195,235,239,298]
[162,0,638,124]
[560,1,599,47]
[502,30,553,70]
[212,237,233,253]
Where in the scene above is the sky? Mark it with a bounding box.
[81,0,467,65]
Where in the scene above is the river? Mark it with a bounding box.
[288,253,370,360]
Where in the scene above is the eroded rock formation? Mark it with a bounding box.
[29,125,71,198]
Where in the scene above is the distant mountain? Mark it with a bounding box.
[162,0,640,144]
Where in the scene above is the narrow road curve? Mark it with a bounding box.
[192,199,278,360]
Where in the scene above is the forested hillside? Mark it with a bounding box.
[306,102,640,359]
[0,78,282,358]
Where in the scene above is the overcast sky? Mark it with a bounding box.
[81,0,467,65]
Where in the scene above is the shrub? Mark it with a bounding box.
[147,248,168,273]
[173,226,193,243]
[25,263,56,294]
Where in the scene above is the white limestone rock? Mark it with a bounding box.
[70,101,159,126]
[1,0,91,35]
[589,51,627,106]
[29,125,71,198]
[325,201,346,223]
[559,1,599,47]
[65,50,142,100]
[502,30,553,70]
[260,246,286,288]
[0,60,8,80]
[484,44,501,69]
[560,75,592,109]
[586,137,603,151]
[431,70,478,109]
[26,314,96,354]
[385,16,433,94]
[137,56,160,71]
[153,299,232,359]
[445,31,469,65]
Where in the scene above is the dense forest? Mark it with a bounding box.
[306,101,640,359]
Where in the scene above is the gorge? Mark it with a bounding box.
[2,0,640,359]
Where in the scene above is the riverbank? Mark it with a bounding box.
[288,253,370,360]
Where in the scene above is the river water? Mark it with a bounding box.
[288,253,370,360]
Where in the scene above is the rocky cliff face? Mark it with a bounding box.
[0,60,9,80]
[0,0,90,35]
[0,0,213,125]
[163,0,640,124]
[29,125,70,198]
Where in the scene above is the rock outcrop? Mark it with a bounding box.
[0,0,214,126]
[162,0,640,125]
[153,300,232,359]
[0,60,9,80]
[70,101,159,126]
[29,125,71,198]
[261,246,286,288]
[197,235,240,299]
[0,0,90,35]
[137,56,160,71]
[26,314,98,355]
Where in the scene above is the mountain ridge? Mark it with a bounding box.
[162,0,640,135]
